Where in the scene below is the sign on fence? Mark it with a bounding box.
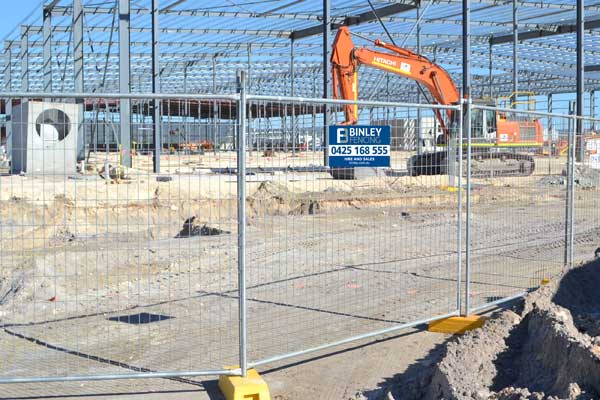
[328,125,391,168]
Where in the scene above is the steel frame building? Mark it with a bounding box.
[1,1,597,99]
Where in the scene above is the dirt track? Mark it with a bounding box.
[0,152,598,398]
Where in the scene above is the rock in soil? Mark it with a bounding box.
[175,216,230,238]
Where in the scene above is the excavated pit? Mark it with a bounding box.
[391,260,600,400]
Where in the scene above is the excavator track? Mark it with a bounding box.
[407,151,535,178]
[467,152,535,178]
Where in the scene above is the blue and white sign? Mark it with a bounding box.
[328,125,391,168]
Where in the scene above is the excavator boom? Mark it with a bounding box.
[331,26,459,137]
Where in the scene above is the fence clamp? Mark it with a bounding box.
[219,367,271,400]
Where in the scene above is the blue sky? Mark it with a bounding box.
[1,1,44,40]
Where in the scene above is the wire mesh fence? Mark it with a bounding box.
[0,87,598,384]
[466,104,575,313]
[572,116,600,266]
[243,95,462,367]
[0,93,242,382]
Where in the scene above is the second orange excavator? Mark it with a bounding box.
[331,26,543,177]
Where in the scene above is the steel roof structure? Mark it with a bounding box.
[1,0,599,102]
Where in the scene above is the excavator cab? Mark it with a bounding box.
[439,107,497,145]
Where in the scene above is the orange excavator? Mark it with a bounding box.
[331,26,543,177]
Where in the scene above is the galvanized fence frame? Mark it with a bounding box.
[0,82,598,384]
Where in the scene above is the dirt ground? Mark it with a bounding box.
[0,151,598,399]
[0,326,450,400]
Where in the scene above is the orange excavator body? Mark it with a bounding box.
[331,26,543,148]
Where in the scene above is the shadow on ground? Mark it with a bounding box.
[0,379,223,400]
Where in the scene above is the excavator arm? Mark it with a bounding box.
[331,26,460,139]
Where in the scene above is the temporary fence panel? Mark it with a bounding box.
[243,96,462,367]
[466,105,573,313]
[572,116,600,265]
[0,94,242,382]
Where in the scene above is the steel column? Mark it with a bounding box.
[4,45,12,157]
[247,43,251,90]
[547,93,553,165]
[43,6,52,95]
[462,0,472,316]
[20,27,28,92]
[291,38,296,154]
[576,0,585,162]
[119,0,132,167]
[151,0,161,173]
[416,4,423,155]
[323,0,330,165]
[591,91,596,131]
[488,40,493,99]
[213,55,218,154]
[512,0,518,101]
[73,0,83,92]
[73,0,85,161]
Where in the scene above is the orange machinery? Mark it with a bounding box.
[331,26,543,177]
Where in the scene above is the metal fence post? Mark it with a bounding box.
[457,103,464,314]
[237,71,248,376]
[564,115,575,268]
[464,98,472,316]
[569,116,576,268]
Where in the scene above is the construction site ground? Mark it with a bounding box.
[0,151,598,399]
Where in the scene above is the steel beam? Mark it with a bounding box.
[24,25,291,37]
[491,18,600,45]
[44,0,62,12]
[152,0,161,173]
[160,0,187,12]
[290,2,417,40]
[119,0,132,168]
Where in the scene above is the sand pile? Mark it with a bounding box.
[247,181,320,216]
[390,261,600,400]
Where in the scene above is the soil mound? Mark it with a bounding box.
[390,261,600,400]
[247,181,320,216]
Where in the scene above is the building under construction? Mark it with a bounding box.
[2,2,600,400]
[0,0,598,172]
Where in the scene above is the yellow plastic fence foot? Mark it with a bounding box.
[541,278,551,285]
[218,368,271,400]
[439,185,459,193]
[428,315,488,334]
